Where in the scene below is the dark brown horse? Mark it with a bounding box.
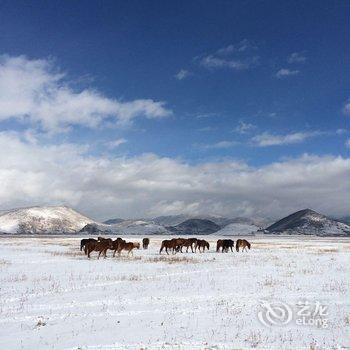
[182,238,198,253]
[236,239,251,252]
[171,238,187,253]
[117,241,140,256]
[97,236,110,242]
[159,239,177,254]
[196,239,210,252]
[142,237,150,249]
[80,238,96,252]
[111,238,126,257]
[85,239,113,259]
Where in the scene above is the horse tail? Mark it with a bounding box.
[80,241,83,251]
[159,242,164,254]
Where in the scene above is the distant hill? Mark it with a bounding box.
[167,219,221,235]
[0,206,94,234]
[80,220,168,235]
[215,223,259,236]
[151,214,269,228]
[336,216,350,225]
[151,215,191,226]
[103,218,125,225]
[266,209,350,236]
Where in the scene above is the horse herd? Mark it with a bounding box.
[80,236,251,259]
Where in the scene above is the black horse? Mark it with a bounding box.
[80,238,97,252]
[221,239,234,252]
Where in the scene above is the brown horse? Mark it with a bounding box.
[117,241,140,256]
[111,238,126,257]
[196,239,210,252]
[182,238,198,253]
[236,239,251,252]
[142,237,150,249]
[80,238,96,252]
[216,239,223,252]
[97,236,110,242]
[85,239,113,259]
[167,238,187,253]
[159,239,177,254]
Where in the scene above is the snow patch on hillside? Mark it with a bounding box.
[215,223,258,236]
[0,206,94,234]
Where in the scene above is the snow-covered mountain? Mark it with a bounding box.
[0,206,94,234]
[215,222,259,236]
[266,209,350,236]
[103,218,125,225]
[80,220,168,235]
[167,219,221,235]
[151,214,270,228]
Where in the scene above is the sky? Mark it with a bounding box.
[0,0,350,221]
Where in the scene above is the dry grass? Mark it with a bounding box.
[315,248,339,253]
[93,274,142,282]
[322,280,347,294]
[1,273,27,283]
[0,259,11,266]
[147,256,199,264]
[259,275,281,288]
[245,331,265,348]
[43,249,84,258]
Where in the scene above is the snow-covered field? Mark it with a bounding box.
[0,235,349,350]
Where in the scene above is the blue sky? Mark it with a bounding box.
[1,1,350,219]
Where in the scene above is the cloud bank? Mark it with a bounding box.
[0,55,171,133]
[1,131,350,221]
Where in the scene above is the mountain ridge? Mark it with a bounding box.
[266,208,350,236]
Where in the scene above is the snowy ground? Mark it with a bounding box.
[0,235,349,350]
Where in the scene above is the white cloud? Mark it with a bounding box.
[216,39,257,55]
[0,55,171,133]
[200,55,250,71]
[105,138,127,149]
[252,131,320,147]
[197,126,216,132]
[175,69,190,80]
[2,131,350,219]
[234,121,256,134]
[343,100,350,116]
[336,128,347,135]
[287,52,306,64]
[197,140,238,149]
[276,68,299,78]
[199,40,258,72]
